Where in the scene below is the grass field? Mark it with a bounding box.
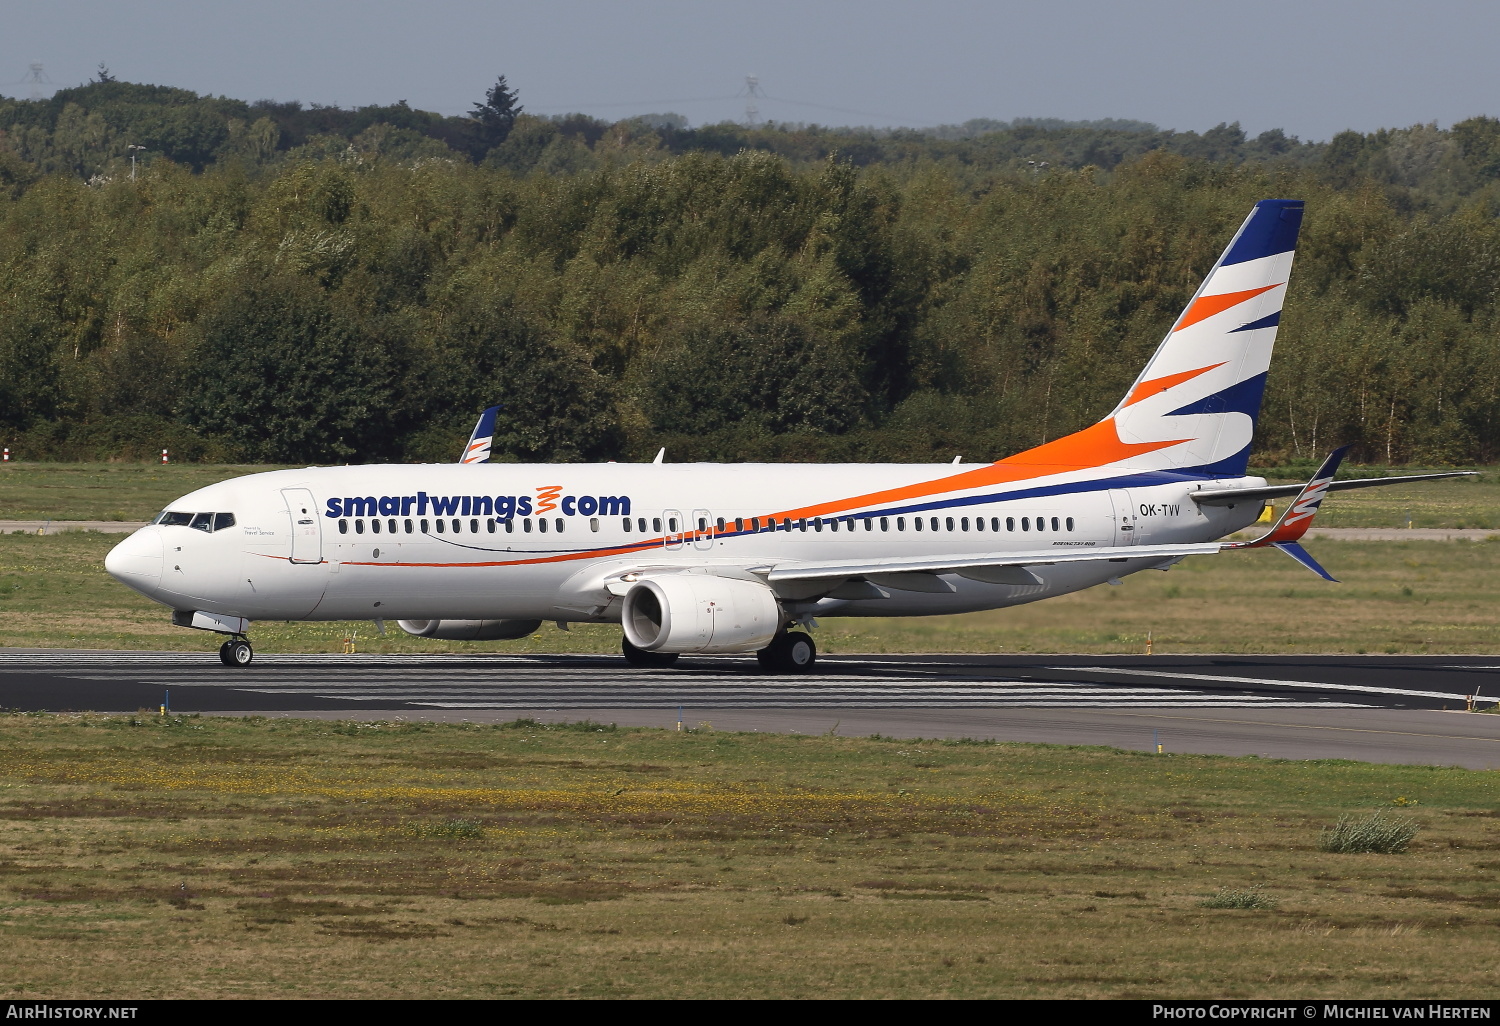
[4,464,1498,999]
[0,714,1493,998]
[0,464,282,522]
[1,461,1496,528]
[4,530,1500,655]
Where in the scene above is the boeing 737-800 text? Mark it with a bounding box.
[103,200,1469,671]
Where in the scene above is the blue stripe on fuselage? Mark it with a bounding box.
[359,465,1254,561]
[831,469,1218,521]
[704,466,1244,541]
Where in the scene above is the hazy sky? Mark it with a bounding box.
[2,0,1496,140]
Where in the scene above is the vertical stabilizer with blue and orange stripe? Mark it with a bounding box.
[1107,199,1304,477]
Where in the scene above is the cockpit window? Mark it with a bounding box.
[157,511,237,533]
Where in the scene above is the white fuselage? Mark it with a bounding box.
[102,201,1311,641]
[105,462,1266,625]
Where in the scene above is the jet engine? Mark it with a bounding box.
[621,575,781,654]
[396,619,542,641]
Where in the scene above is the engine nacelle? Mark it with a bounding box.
[396,619,542,641]
[621,575,782,654]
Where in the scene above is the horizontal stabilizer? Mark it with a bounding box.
[1192,470,1476,507]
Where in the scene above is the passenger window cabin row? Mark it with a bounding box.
[334,514,1077,536]
[337,517,569,535]
[694,514,1075,534]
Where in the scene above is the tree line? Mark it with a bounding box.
[2,77,1499,466]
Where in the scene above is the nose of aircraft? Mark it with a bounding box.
[105,526,163,595]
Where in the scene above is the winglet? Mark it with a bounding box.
[1247,445,1349,545]
[1224,445,1349,580]
[459,406,500,464]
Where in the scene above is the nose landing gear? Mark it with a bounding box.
[218,636,254,667]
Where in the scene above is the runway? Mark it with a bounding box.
[3,648,1500,768]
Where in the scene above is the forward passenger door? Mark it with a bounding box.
[282,488,322,564]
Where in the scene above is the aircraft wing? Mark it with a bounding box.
[1190,471,1475,506]
[594,543,1222,600]
[759,542,1223,591]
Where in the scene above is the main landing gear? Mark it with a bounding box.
[757,631,817,674]
[218,636,254,667]
[618,631,817,673]
[622,637,679,668]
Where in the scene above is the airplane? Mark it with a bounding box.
[104,199,1473,672]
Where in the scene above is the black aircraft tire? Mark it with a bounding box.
[227,640,253,667]
[782,632,816,673]
[622,637,679,669]
[757,632,817,674]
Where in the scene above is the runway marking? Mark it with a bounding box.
[1064,666,1471,702]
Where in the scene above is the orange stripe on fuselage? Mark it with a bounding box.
[1124,362,1226,407]
[764,418,1188,525]
[1174,283,1279,332]
[315,419,1191,573]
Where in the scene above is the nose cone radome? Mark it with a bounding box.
[105,527,163,595]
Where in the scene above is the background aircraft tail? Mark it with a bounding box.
[459,405,500,464]
[1105,199,1304,477]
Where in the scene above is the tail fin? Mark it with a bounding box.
[1110,199,1304,477]
[459,405,500,464]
